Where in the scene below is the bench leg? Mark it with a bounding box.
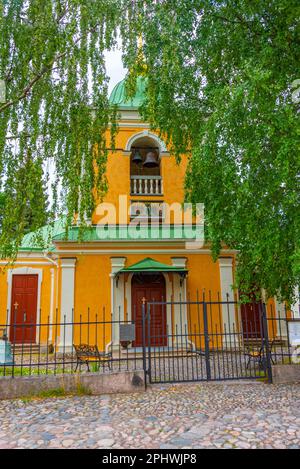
[271,354,276,365]
[259,357,266,371]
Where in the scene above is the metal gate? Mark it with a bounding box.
[142,298,273,384]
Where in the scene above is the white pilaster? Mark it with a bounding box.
[59,258,76,352]
[292,286,300,318]
[218,257,238,347]
[274,297,288,339]
[171,257,188,270]
[49,268,55,342]
[171,258,188,348]
[110,257,126,348]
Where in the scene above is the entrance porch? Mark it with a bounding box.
[110,257,188,350]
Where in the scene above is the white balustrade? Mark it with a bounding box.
[130,176,163,195]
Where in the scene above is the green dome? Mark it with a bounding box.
[109,76,146,109]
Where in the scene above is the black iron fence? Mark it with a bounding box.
[0,297,299,384]
[0,311,144,378]
[144,296,299,384]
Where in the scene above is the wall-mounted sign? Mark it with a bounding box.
[120,323,135,342]
[288,321,300,346]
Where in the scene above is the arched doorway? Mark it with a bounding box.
[131,273,167,347]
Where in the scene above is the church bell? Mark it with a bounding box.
[143,151,159,168]
[132,150,143,165]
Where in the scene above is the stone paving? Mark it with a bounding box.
[0,381,299,449]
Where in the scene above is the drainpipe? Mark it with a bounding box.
[43,252,59,267]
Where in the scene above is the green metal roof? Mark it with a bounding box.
[20,218,67,252]
[19,222,203,251]
[119,257,188,273]
[109,76,147,109]
[52,225,203,242]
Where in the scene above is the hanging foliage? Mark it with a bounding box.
[0,0,120,257]
[119,0,300,303]
[0,0,299,302]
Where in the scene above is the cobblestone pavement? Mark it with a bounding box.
[0,381,299,449]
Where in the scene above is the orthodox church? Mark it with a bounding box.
[0,77,289,351]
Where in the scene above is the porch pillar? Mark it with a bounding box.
[49,268,55,342]
[218,257,238,347]
[59,258,76,352]
[110,257,126,348]
[274,297,288,339]
[171,257,188,348]
[292,285,300,319]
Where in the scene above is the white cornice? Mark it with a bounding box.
[111,122,150,128]
[124,130,168,153]
[51,248,238,255]
[0,260,53,265]
[218,257,234,267]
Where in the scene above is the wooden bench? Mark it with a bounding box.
[245,340,277,370]
[187,348,206,357]
[73,344,112,372]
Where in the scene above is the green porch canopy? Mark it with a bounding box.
[118,257,188,274]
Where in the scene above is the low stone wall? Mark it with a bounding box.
[272,364,300,384]
[0,370,145,400]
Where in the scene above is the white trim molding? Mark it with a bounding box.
[6,267,43,343]
[110,257,127,275]
[110,257,126,348]
[123,130,169,156]
[49,248,239,255]
[218,257,239,347]
[171,258,188,348]
[171,257,188,269]
[0,261,53,265]
[292,286,300,318]
[49,268,55,341]
[274,297,288,338]
[58,258,77,352]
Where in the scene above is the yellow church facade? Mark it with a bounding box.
[0,78,284,352]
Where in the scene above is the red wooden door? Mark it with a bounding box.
[10,275,38,343]
[241,302,262,338]
[132,274,167,347]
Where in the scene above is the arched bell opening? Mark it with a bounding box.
[129,136,163,196]
[130,136,161,177]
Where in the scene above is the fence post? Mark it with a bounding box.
[141,298,148,390]
[203,301,211,381]
[262,303,273,384]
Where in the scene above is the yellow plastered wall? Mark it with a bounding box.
[72,254,112,348]
[93,127,188,225]
[69,250,225,350]
[266,297,278,339]
[0,267,8,325]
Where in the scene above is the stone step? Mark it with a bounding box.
[11,344,41,355]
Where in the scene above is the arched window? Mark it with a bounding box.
[129,135,163,196]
